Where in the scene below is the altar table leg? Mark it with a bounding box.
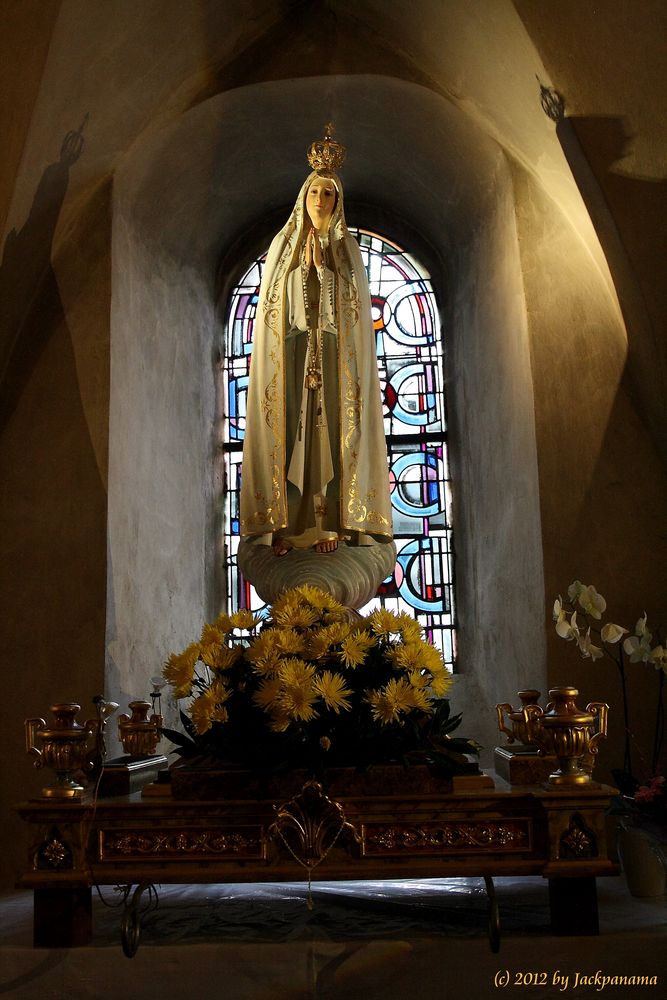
[548,877,599,935]
[34,887,92,947]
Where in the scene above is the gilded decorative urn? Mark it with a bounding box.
[496,690,542,748]
[523,686,608,785]
[25,703,96,799]
[118,700,162,757]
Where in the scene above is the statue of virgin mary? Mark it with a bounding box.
[239,126,393,559]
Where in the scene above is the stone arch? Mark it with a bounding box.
[107,74,545,754]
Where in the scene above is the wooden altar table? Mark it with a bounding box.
[16,772,619,953]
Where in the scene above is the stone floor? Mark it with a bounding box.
[1,875,665,999]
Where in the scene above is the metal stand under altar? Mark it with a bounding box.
[16,765,618,955]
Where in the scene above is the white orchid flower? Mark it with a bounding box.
[576,585,607,620]
[556,611,579,642]
[600,622,628,644]
[578,627,603,660]
[634,613,651,641]
[649,645,667,675]
[553,596,564,621]
[567,581,585,602]
[623,633,652,662]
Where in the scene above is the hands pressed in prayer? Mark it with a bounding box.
[304,227,324,270]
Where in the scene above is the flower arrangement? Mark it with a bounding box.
[161,584,479,777]
[553,581,665,818]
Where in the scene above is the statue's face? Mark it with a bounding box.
[306,177,337,231]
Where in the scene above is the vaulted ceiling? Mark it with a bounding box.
[2,0,664,454]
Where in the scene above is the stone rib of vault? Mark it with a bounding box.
[237,539,397,610]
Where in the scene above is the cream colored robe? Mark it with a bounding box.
[239,171,393,547]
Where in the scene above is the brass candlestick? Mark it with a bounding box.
[118,700,162,757]
[25,703,96,799]
[496,690,542,748]
[523,686,608,786]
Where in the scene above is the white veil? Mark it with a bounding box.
[240,170,393,542]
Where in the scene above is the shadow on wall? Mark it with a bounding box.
[0,118,86,428]
[556,113,667,466]
[0,117,108,893]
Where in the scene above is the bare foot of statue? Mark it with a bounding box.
[272,536,292,557]
[314,538,338,554]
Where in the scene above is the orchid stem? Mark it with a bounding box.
[617,650,632,778]
[652,671,665,776]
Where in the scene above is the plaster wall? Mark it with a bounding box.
[0,0,60,238]
[0,285,107,894]
[514,165,667,780]
[448,158,545,758]
[1,0,284,244]
[106,203,218,714]
[0,4,111,888]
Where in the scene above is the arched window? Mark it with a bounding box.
[222,228,456,668]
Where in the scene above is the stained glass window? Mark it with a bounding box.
[221,229,455,669]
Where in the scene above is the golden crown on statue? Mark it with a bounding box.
[307,122,346,173]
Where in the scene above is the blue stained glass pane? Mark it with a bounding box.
[395,536,452,614]
[387,362,440,427]
[227,376,249,440]
[221,228,455,670]
[390,450,444,519]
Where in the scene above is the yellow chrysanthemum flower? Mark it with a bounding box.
[213,612,234,634]
[292,584,344,615]
[250,650,282,677]
[367,677,431,724]
[313,670,353,713]
[322,622,353,647]
[407,668,431,689]
[430,670,453,698]
[293,584,328,608]
[384,677,418,714]
[252,677,283,710]
[391,642,424,671]
[274,604,320,629]
[275,631,306,657]
[200,623,224,647]
[405,686,433,713]
[269,591,307,621]
[368,607,401,637]
[396,613,422,643]
[322,605,348,625]
[282,682,319,722]
[305,631,332,660]
[190,695,214,735]
[269,589,293,609]
[163,642,200,698]
[230,608,259,630]
[415,641,446,674]
[200,642,242,672]
[271,598,297,623]
[366,690,397,725]
[278,657,316,686]
[245,630,281,663]
[190,682,230,735]
[340,630,376,667]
